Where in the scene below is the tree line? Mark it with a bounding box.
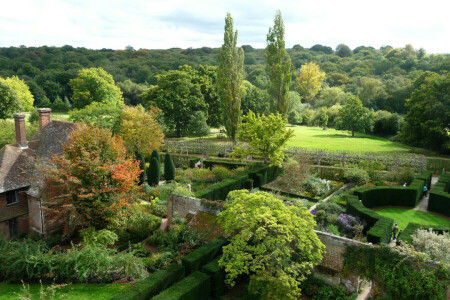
[0,11,448,152]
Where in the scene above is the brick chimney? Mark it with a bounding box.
[37,108,52,130]
[13,113,27,148]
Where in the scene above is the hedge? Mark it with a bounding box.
[196,163,280,201]
[428,173,450,217]
[201,257,227,298]
[109,263,185,300]
[152,271,211,300]
[353,171,432,208]
[203,159,248,170]
[346,195,394,244]
[182,237,228,275]
[398,222,450,244]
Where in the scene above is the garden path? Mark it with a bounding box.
[413,176,439,212]
[309,183,350,211]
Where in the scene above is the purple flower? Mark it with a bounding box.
[310,209,317,215]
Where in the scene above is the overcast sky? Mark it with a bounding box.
[1,0,449,53]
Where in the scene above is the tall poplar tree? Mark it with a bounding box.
[217,13,244,142]
[266,11,291,118]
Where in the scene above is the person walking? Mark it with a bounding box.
[423,185,428,197]
[392,224,399,240]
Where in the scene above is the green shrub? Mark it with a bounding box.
[164,153,176,181]
[211,165,232,181]
[201,257,227,298]
[148,157,161,186]
[110,263,185,300]
[343,168,370,185]
[107,203,161,245]
[181,237,228,275]
[150,149,161,166]
[302,174,332,198]
[152,271,211,300]
[353,186,419,208]
[191,168,212,182]
[203,159,247,170]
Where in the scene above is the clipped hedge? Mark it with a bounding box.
[182,237,228,275]
[203,159,248,170]
[398,222,450,244]
[346,195,394,244]
[196,163,280,201]
[353,171,432,208]
[428,173,450,217]
[201,257,227,298]
[152,271,211,300]
[109,263,185,300]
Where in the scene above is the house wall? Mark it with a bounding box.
[27,195,43,235]
[0,188,29,238]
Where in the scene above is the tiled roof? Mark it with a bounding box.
[0,121,77,193]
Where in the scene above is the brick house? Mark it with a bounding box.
[0,109,76,238]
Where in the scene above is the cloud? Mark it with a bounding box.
[0,0,449,53]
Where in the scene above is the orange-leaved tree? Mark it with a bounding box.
[41,123,142,235]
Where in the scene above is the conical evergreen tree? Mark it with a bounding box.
[135,151,145,185]
[147,157,160,186]
[164,152,175,181]
[150,149,161,168]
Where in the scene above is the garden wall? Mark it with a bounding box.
[167,194,224,225]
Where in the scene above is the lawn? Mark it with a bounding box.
[373,208,450,229]
[0,283,129,299]
[286,126,413,153]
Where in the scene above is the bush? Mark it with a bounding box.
[399,222,450,245]
[411,229,450,264]
[301,174,332,198]
[148,157,161,186]
[211,165,232,181]
[187,111,210,137]
[181,237,227,275]
[191,168,212,182]
[107,203,161,245]
[152,271,211,300]
[386,167,415,185]
[336,213,365,238]
[428,173,450,217]
[343,168,370,185]
[164,153,175,181]
[110,263,185,300]
[353,186,419,208]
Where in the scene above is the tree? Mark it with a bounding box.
[69,102,122,132]
[296,62,326,104]
[217,13,244,141]
[164,152,175,182]
[117,105,164,156]
[335,96,372,137]
[41,124,142,235]
[315,87,351,108]
[135,151,146,185]
[232,111,294,167]
[218,190,325,300]
[70,67,124,109]
[400,72,449,152]
[147,157,160,186]
[241,81,270,116]
[186,111,210,137]
[2,76,34,112]
[0,80,20,120]
[117,79,149,106]
[336,44,353,57]
[266,10,291,117]
[143,66,207,137]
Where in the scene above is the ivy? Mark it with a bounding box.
[343,245,449,300]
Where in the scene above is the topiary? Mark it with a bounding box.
[164,152,175,181]
[136,151,146,185]
[148,157,161,186]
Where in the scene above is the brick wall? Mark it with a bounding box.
[0,188,29,238]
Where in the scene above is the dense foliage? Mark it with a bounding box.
[41,124,142,235]
[218,190,325,300]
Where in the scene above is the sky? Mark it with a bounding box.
[1,0,449,53]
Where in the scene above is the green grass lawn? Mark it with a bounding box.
[0,283,129,300]
[286,126,413,153]
[373,208,450,229]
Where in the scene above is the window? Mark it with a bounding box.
[9,218,18,238]
[6,190,18,205]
